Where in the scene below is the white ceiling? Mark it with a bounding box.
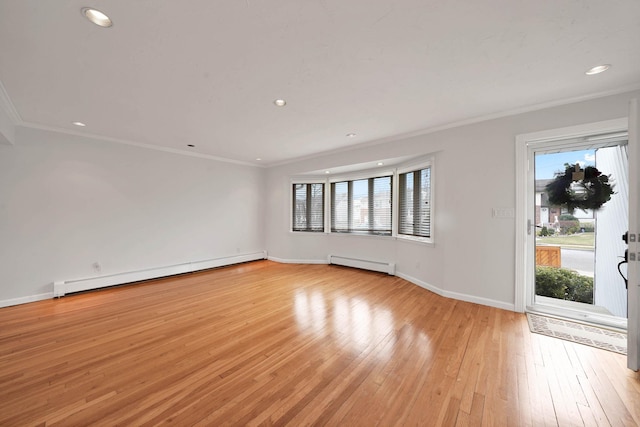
[1,0,639,166]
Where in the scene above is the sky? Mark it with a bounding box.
[535,149,596,179]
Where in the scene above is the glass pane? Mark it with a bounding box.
[332,182,349,231]
[293,184,307,230]
[372,176,392,234]
[309,183,324,231]
[418,167,431,237]
[399,172,413,235]
[534,149,600,307]
[351,179,368,231]
[293,183,324,232]
[399,168,430,238]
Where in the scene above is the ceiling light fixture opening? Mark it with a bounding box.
[325,170,330,174]
[81,8,113,27]
[72,121,86,127]
[256,158,262,161]
[585,64,610,75]
[273,99,286,107]
[377,162,384,166]
[187,144,195,148]
[346,133,356,138]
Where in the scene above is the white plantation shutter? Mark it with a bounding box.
[292,183,324,232]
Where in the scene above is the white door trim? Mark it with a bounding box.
[514,118,628,313]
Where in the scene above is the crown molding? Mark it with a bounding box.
[4,79,639,167]
[0,80,22,145]
[0,78,263,167]
[269,83,640,168]
[19,121,264,168]
[0,80,22,125]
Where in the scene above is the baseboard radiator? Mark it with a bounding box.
[328,255,395,275]
[53,251,267,298]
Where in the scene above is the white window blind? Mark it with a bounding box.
[292,183,324,232]
[331,176,392,235]
[398,166,431,238]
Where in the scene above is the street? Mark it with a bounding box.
[560,248,594,277]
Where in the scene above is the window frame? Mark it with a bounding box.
[330,173,393,236]
[290,180,326,233]
[396,159,434,244]
[288,155,434,245]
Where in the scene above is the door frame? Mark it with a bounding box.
[514,117,628,314]
[628,98,639,370]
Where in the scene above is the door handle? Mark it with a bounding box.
[527,220,541,235]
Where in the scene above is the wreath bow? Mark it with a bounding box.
[545,163,614,214]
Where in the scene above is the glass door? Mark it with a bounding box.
[516,110,638,370]
[529,139,629,329]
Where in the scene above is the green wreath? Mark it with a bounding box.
[545,163,614,214]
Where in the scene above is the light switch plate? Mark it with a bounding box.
[492,208,514,218]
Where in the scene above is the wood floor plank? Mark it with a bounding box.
[0,260,639,426]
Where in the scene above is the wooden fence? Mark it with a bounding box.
[536,246,561,268]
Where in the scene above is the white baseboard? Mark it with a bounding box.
[396,272,515,312]
[395,272,444,296]
[267,256,328,265]
[53,251,268,297]
[266,259,515,311]
[2,256,514,312]
[443,289,515,312]
[328,254,395,275]
[0,292,53,308]
[3,252,268,307]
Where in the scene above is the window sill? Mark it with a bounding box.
[289,230,327,235]
[329,232,395,241]
[396,235,435,247]
[288,230,434,246]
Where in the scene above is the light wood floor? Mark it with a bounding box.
[1,260,639,426]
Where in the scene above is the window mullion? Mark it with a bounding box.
[348,181,353,231]
[292,184,297,230]
[305,184,312,231]
[368,178,374,232]
[331,182,336,231]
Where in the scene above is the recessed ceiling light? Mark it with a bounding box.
[377,162,384,166]
[346,133,356,138]
[72,121,86,127]
[256,158,262,161]
[585,64,611,75]
[81,8,113,28]
[187,144,195,148]
[273,99,286,107]
[325,170,330,174]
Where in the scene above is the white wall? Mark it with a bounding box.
[0,127,265,304]
[265,90,640,310]
[2,90,638,310]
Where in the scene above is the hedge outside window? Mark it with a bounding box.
[292,183,324,232]
[331,176,392,235]
[398,166,431,238]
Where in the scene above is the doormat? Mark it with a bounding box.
[526,313,627,355]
